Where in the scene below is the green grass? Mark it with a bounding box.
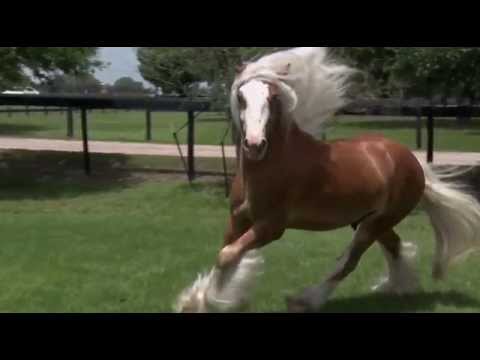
[0,150,479,313]
[1,110,480,152]
[0,110,231,146]
[328,116,480,153]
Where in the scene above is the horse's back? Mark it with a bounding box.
[328,133,426,207]
[331,133,419,162]
[330,133,424,181]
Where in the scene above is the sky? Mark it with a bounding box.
[94,47,152,88]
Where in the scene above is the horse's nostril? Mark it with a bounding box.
[244,138,268,154]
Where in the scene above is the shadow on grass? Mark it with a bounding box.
[0,150,138,201]
[319,290,480,313]
[0,149,234,201]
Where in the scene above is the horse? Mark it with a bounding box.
[175,47,480,313]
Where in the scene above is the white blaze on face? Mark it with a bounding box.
[238,80,271,146]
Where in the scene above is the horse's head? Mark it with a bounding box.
[236,79,281,161]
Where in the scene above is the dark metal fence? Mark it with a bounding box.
[0,94,210,179]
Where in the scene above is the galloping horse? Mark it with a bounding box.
[176,48,480,313]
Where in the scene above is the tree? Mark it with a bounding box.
[391,47,480,103]
[332,47,399,98]
[137,47,285,99]
[111,76,146,95]
[137,48,202,96]
[189,47,287,108]
[39,73,103,94]
[0,47,103,89]
[334,47,480,103]
[390,47,480,125]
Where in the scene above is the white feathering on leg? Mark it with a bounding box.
[174,250,264,313]
[372,241,421,295]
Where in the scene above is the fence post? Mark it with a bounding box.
[427,108,434,163]
[81,108,91,175]
[416,107,422,149]
[145,109,152,141]
[187,110,195,182]
[67,108,74,138]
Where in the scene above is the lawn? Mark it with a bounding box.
[0,110,230,146]
[0,150,479,313]
[0,110,480,152]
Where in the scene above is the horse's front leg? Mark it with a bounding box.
[197,218,283,312]
[218,221,284,269]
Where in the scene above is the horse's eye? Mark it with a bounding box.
[238,94,246,107]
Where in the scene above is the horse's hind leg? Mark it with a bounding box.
[372,229,421,294]
[286,214,421,312]
[287,223,377,312]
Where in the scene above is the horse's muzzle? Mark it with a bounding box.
[243,139,268,161]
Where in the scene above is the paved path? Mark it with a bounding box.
[0,136,479,166]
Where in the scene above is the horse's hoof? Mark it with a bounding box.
[285,295,314,313]
[371,276,422,295]
[371,277,392,293]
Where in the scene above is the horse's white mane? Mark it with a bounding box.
[231,47,354,139]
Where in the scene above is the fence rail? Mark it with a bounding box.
[0,94,210,111]
[0,108,66,114]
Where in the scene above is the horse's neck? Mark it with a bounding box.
[240,118,321,192]
[240,116,330,174]
[238,109,332,216]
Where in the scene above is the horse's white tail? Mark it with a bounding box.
[174,250,264,313]
[422,164,480,280]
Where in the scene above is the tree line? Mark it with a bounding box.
[137,47,480,105]
[2,47,480,105]
[0,48,150,96]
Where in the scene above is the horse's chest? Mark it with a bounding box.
[244,180,286,219]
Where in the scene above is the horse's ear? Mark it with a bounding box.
[277,63,291,76]
[236,63,248,75]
